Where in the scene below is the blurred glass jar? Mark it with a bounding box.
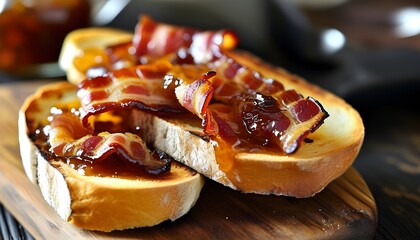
[0,0,90,74]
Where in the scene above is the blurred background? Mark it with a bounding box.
[1,0,419,239]
[1,0,420,100]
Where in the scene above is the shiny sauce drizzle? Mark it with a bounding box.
[32,107,172,179]
[63,150,173,180]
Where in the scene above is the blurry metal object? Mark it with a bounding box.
[91,0,130,26]
[319,28,346,55]
[392,7,420,38]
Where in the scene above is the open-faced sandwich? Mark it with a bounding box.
[18,16,364,232]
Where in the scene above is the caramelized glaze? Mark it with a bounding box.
[32,105,175,179]
[65,154,172,180]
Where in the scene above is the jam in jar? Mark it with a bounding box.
[0,0,90,73]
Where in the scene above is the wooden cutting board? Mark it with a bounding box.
[0,80,377,239]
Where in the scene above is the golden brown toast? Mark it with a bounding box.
[18,82,204,232]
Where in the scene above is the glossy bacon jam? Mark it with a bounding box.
[31,99,173,178]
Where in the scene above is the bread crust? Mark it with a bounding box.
[18,82,205,232]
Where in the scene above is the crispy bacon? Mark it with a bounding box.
[236,92,328,153]
[174,71,218,135]
[78,61,185,126]
[175,75,328,153]
[170,62,328,153]
[76,16,328,154]
[49,112,170,174]
[133,15,196,58]
[281,96,328,153]
[211,56,285,97]
[209,57,328,153]
[132,15,238,64]
[174,71,215,118]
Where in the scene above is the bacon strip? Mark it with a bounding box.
[174,71,218,135]
[49,112,170,174]
[133,15,196,58]
[211,56,285,97]
[280,96,328,153]
[209,57,328,153]
[78,61,184,126]
[171,62,328,153]
[132,15,238,64]
[237,92,328,153]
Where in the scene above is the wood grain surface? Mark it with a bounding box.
[0,80,377,239]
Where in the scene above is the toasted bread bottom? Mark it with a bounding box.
[18,82,204,231]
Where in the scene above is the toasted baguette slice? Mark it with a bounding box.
[131,50,364,198]
[18,82,204,232]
